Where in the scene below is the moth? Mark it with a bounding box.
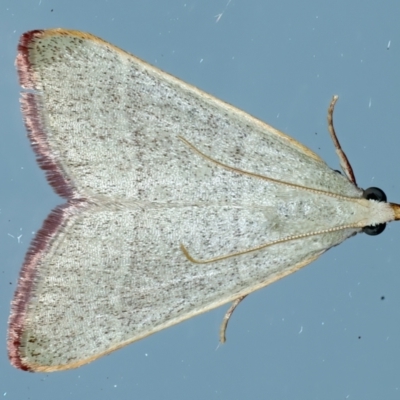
[8,29,400,372]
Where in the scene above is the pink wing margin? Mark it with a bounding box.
[8,30,83,371]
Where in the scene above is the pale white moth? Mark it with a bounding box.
[9,29,400,372]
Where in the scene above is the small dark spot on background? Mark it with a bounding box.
[358,336,361,339]
[381,296,385,300]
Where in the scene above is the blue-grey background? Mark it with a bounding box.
[1,1,399,399]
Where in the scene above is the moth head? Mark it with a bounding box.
[362,187,387,235]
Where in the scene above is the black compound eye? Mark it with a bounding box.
[363,187,387,202]
[362,187,387,236]
[363,224,386,236]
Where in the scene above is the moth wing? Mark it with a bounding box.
[8,204,357,372]
[18,29,362,203]
[10,29,365,372]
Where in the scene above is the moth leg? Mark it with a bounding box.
[219,295,247,343]
[327,95,357,185]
